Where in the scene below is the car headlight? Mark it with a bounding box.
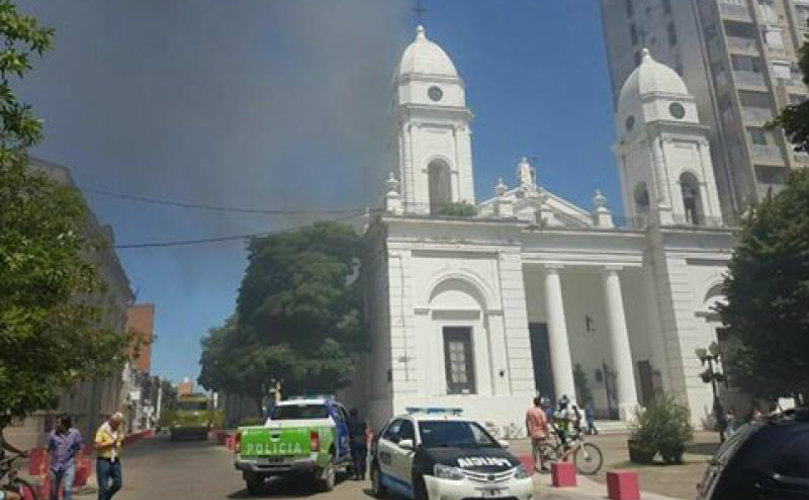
[514,464,531,480]
[434,463,465,481]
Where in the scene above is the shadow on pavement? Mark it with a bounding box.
[227,475,360,499]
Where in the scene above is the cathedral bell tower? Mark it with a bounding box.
[613,49,722,227]
[393,25,475,215]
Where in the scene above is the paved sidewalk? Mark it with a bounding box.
[533,474,681,500]
[508,431,718,500]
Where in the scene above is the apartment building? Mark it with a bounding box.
[599,0,809,217]
[3,159,134,449]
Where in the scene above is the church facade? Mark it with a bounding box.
[354,27,738,430]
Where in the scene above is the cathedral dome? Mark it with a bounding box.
[617,48,689,111]
[397,25,459,79]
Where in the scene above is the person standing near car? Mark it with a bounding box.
[348,408,367,481]
[48,414,82,500]
[525,396,550,473]
[94,412,124,500]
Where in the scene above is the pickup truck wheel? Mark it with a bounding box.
[317,459,336,492]
[371,462,386,498]
[245,474,264,496]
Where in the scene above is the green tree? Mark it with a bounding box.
[0,1,128,426]
[717,169,809,404]
[199,222,365,402]
[436,201,478,217]
[770,42,809,152]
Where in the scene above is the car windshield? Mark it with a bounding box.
[177,401,207,412]
[271,404,328,420]
[419,421,498,448]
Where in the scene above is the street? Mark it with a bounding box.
[75,436,370,500]
[68,434,702,500]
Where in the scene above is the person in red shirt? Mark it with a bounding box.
[525,396,550,473]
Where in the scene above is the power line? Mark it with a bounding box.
[113,210,368,249]
[81,186,370,216]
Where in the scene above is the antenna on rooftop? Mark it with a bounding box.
[412,0,427,25]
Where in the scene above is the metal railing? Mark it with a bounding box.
[750,144,784,163]
[741,106,774,123]
[725,36,757,53]
[719,1,751,19]
[733,70,767,89]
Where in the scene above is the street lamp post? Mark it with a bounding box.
[696,342,727,443]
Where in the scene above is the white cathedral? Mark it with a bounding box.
[350,26,738,429]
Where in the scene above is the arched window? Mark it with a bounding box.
[633,182,650,215]
[428,161,452,214]
[680,172,703,225]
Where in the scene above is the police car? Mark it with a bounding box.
[370,408,534,500]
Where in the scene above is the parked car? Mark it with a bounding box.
[233,395,352,495]
[697,407,808,500]
[370,408,533,500]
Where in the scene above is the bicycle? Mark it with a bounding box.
[0,454,40,500]
[539,429,603,475]
[502,422,526,440]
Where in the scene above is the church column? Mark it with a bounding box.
[602,267,640,421]
[543,265,577,405]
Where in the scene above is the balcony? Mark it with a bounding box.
[750,144,784,164]
[793,150,809,164]
[726,36,758,54]
[776,75,806,89]
[719,1,752,21]
[741,106,774,123]
[733,70,767,89]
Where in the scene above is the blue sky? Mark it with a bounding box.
[19,1,620,384]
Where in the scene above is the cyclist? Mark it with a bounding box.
[551,395,576,462]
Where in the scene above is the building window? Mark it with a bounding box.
[680,172,703,225]
[789,93,807,105]
[731,55,762,72]
[764,28,784,49]
[663,0,672,15]
[667,22,678,46]
[625,0,633,17]
[772,60,792,80]
[748,127,768,145]
[443,327,475,395]
[796,5,809,27]
[755,165,787,184]
[428,160,452,215]
[634,182,650,215]
[758,0,777,23]
[630,23,638,46]
[739,90,771,108]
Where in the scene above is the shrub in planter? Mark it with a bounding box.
[627,438,657,464]
[629,396,693,465]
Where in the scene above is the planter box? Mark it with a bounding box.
[627,439,656,464]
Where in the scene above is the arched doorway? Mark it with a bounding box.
[428,161,452,214]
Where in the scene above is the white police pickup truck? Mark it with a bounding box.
[369,408,534,500]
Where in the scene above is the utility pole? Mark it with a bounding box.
[155,379,163,422]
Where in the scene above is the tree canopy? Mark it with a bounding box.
[717,169,809,404]
[198,222,365,405]
[0,1,130,426]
